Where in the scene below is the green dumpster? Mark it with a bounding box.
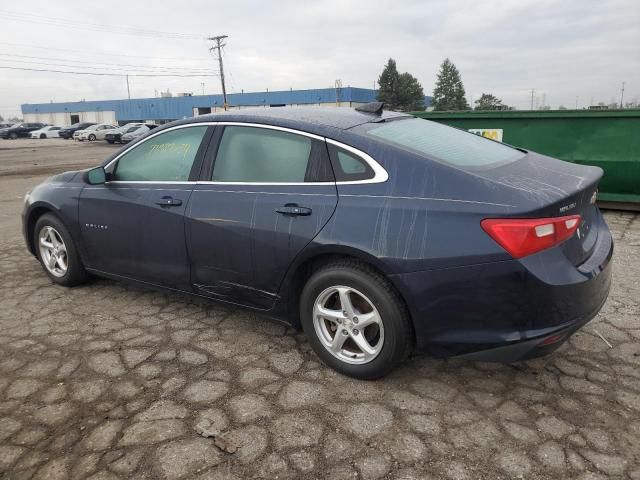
[412,109,640,207]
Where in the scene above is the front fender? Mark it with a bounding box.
[22,180,84,257]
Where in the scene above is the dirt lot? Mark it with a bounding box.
[0,139,639,479]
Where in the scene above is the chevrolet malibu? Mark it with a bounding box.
[22,104,612,379]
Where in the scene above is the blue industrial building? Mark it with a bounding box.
[21,87,433,125]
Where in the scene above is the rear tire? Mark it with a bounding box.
[34,214,90,287]
[300,260,413,379]
[40,133,46,139]
[107,140,114,144]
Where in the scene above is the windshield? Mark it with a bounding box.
[364,118,524,168]
[125,127,139,133]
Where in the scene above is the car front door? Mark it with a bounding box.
[79,125,213,290]
[186,124,338,310]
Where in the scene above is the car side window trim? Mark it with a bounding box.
[103,121,387,185]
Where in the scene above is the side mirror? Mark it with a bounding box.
[86,167,106,185]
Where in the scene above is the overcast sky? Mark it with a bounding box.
[0,0,638,118]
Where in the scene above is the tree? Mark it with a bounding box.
[432,58,469,111]
[376,58,425,111]
[474,93,507,111]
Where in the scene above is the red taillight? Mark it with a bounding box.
[481,214,581,259]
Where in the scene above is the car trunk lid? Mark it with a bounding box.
[477,151,602,265]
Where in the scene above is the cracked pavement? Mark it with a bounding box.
[0,140,639,479]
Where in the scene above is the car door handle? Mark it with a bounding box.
[155,196,182,207]
[275,204,312,216]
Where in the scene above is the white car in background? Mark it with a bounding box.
[104,123,145,144]
[76,123,118,142]
[121,124,158,143]
[30,126,62,139]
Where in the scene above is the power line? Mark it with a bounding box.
[0,41,209,62]
[0,53,215,73]
[0,58,217,75]
[0,10,205,40]
[0,66,219,77]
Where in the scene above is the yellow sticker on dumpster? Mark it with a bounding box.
[469,129,503,142]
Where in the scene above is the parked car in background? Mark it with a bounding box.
[104,123,148,144]
[21,105,613,379]
[121,124,158,143]
[58,122,96,139]
[0,123,14,129]
[0,122,48,139]
[30,126,62,139]
[77,123,118,142]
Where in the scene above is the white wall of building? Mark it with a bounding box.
[23,111,116,126]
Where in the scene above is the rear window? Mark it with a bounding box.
[365,118,524,167]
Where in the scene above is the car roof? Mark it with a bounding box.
[172,106,411,135]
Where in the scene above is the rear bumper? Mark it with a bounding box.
[392,215,613,362]
[453,293,607,362]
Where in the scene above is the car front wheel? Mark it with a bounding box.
[34,214,89,287]
[88,134,96,141]
[300,260,413,379]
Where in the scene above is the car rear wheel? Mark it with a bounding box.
[34,214,89,287]
[106,140,114,144]
[300,260,413,379]
[88,134,96,141]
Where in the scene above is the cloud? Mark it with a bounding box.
[0,0,638,118]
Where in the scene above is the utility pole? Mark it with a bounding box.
[126,74,131,100]
[201,82,205,96]
[620,81,625,109]
[530,88,535,110]
[208,35,228,110]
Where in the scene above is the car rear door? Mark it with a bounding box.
[186,124,338,310]
[79,124,214,290]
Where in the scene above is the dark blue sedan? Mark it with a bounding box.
[22,104,613,379]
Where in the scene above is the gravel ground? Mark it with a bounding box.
[0,139,639,479]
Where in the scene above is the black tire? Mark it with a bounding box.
[88,134,96,141]
[107,140,114,144]
[40,133,46,139]
[34,213,90,287]
[10,132,17,139]
[300,260,413,379]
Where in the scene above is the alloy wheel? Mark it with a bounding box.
[312,285,384,365]
[38,226,68,277]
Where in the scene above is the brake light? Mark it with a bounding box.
[481,214,581,259]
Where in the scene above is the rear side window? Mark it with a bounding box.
[113,126,207,181]
[365,118,524,167]
[327,144,374,181]
[212,126,330,183]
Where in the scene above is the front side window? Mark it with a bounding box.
[212,126,314,183]
[113,126,207,182]
[365,118,524,168]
